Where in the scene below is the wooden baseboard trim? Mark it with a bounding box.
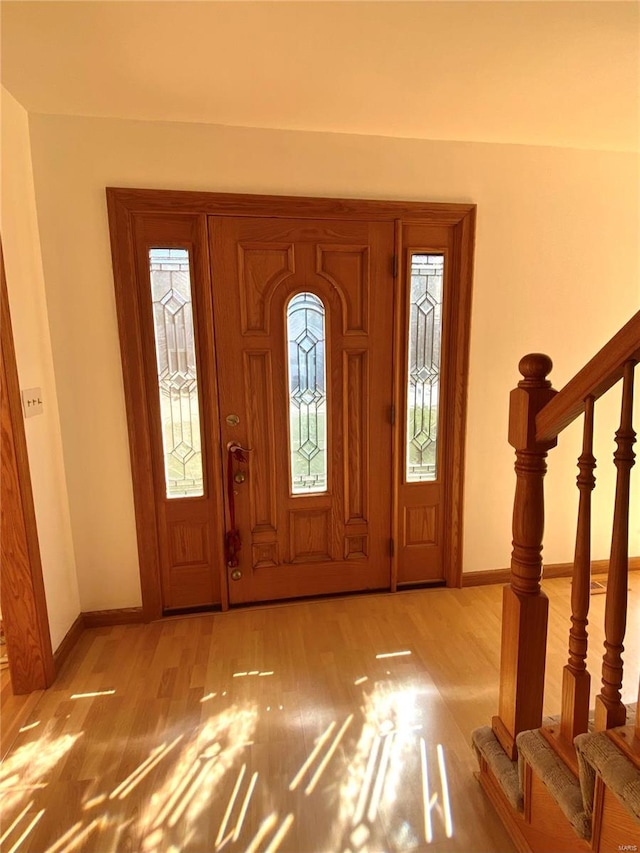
[53,613,85,675]
[541,562,580,580]
[463,557,640,588]
[82,607,145,628]
[462,568,511,587]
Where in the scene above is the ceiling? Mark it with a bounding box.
[1,1,638,151]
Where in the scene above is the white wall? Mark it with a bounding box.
[26,113,639,609]
[1,89,81,648]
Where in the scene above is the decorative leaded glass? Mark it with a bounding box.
[149,248,204,498]
[287,293,328,494]
[406,254,444,482]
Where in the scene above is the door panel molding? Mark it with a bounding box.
[107,190,475,617]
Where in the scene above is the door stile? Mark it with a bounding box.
[443,213,476,588]
[194,216,229,610]
[390,218,403,593]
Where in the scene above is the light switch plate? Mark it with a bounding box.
[21,387,43,418]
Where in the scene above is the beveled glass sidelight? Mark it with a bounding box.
[149,248,204,498]
[406,254,444,482]
[286,292,328,494]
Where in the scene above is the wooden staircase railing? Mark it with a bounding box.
[493,311,640,764]
[560,394,595,746]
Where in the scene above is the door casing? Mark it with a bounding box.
[107,189,476,620]
[0,241,55,693]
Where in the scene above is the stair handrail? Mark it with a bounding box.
[536,311,640,443]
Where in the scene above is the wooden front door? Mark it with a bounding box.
[107,189,475,619]
[211,217,394,604]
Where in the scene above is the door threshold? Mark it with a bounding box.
[161,603,223,619]
[395,580,447,591]
[227,582,450,612]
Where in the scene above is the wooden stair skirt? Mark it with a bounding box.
[472,719,640,853]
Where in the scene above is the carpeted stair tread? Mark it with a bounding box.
[516,729,591,839]
[471,725,522,811]
[575,730,640,825]
[472,703,639,840]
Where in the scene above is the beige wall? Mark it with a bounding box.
[1,89,81,647]
[26,113,639,609]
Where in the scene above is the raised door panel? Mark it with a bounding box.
[317,245,369,334]
[243,350,278,539]
[238,243,295,334]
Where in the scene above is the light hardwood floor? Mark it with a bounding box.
[0,662,42,761]
[1,575,638,853]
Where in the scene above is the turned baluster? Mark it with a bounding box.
[492,354,558,761]
[595,360,636,731]
[560,396,596,743]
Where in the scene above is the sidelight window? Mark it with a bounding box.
[406,254,444,482]
[286,292,328,494]
[149,248,204,498]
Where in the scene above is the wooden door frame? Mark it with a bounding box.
[107,189,476,620]
[0,242,55,692]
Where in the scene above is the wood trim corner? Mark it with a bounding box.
[0,241,55,693]
[53,613,84,675]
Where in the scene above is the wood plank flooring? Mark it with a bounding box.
[0,575,638,853]
[0,653,44,762]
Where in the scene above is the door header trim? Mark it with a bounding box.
[107,188,475,226]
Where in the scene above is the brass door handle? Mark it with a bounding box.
[228,442,251,456]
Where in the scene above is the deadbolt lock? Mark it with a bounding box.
[234,471,246,484]
[226,414,240,427]
[230,569,242,581]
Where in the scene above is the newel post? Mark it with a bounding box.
[492,354,558,760]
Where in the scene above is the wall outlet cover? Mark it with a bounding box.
[21,387,43,418]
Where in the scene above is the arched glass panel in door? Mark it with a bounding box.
[286,292,328,494]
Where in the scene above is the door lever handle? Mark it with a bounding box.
[227,441,252,454]
[228,443,251,465]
